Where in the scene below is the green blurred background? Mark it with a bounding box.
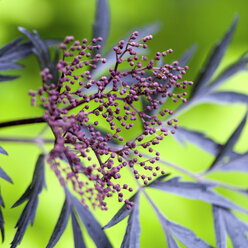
[0,0,248,247]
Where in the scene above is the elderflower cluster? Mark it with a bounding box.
[30,32,192,210]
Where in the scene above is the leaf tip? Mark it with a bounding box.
[17,26,25,32]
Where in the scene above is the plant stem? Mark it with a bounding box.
[0,137,54,144]
[0,116,45,129]
[0,136,53,154]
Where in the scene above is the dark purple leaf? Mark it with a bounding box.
[12,155,45,208]
[10,154,45,248]
[0,188,5,242]
[10,198,38,248]
[92,0,110,57]
[0,37,23,57]
[0,32,59,84]
[209,52,248,90]
[149,177,247,213]
[0,37,31,82]
[147,195,179,247]
[0,63,23,71]
[120,192,141,248]
[18,27,50,69]
[0,36,59,83]
[148,195,211,248]
[0,75,19,82]
[207,112,247,172]
[30,198,38,226]
[18,27,59,84]
[0,167,13,183]
[0,37,31,63]
[46,198,70,248]
[165,231,180,248]
[103,193,138,229]
[0,146,7,155]
[191,15,239,97]
[212,205,227,248]
[202,91,248,104]
[69,193,112,248]
[214,206,248,248]
[222,208,248,247]
[218,152,248,172]
[1,41,32,62]
[11,185,32,208]
[71,209,86,248]
[0,39,57,64]
[173,127,221,155]
[0,44,32,63]
[166,219,212,248]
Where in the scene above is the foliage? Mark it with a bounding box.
[0,0,248,247]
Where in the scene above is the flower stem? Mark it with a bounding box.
[0,116,45,129]
[0,137,54,144]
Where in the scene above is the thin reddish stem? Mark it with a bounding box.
[0,116,46,129]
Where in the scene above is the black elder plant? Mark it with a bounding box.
[0,0,248,247]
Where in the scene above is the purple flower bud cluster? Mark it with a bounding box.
[30,32,192,210]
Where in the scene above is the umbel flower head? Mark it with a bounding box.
[30,32,192,210]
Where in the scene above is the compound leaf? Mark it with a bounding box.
[212,206,248,248]
[0,37,23,56]
[46,198,70,248]
[0,146,7,155]
[0,75,19,82]
[120,192,141,248]
[0,167,13,183]
[149,177,247,213]
[71,209,86,248]
[18,27,59,84]
[209,52,248,90]
[69,193,112,248]
[165,231,180,248]
[0,37,32,64]
[166,219,212,248]
[212,205,227,248]
[148,193,211,248]
[217,152,248,172]
[191,15,239,97]
[0,34,59,83]
[202,91,248,105]
[103,193,138,229]
[0,63,23,71]
[173,127,221,155]
[223,208,248,247]
[10,154,45,248]
[207,112,247,172]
